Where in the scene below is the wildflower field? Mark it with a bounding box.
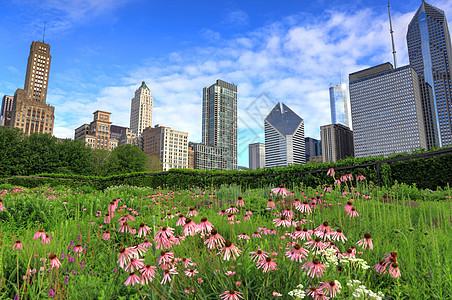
[0,174,451,299]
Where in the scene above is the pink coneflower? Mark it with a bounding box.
[334,179,341,186]
[305,238,326,252]
[273,215,292,227]
[140,265,157,284]
[344,201,353,213]
[356,173,366,181]
[226,206,239,214]
[347,207,359,218]
[176,214,186,226]
[154,226,175,249]
[218,209,227,216]
[306,286,321,298]
[204,229,225,249]
[245,209,253,216]
[320,281,341,297]
[161,268,178,284]
[249,248,270,262]
[346,171,354,181]
[117,247,135,269]
[12,240,23,250]
[293,226,312,240]
[326,166,335,177]
[302,258,326,278]
[220,289,244,300]
[117,221,131,233]
[357,232,373,250]
[225,271,236,276]
[104,213,111,224]
[271,184,290,197]
[218,240,241,261]
[137,223,151,238]
[33,229,46,240]
[296,201,312,215]
[184,269,199,277]
[102,230,111,241]
[344,248,356,258]
[125,258,145,272]
[187,207,198,217]
[251,231,262,238]
[41,234,51,245]
[324,185,332,193]
[124,272,141,286]
[266,199,276,210]
[315,221,332,234]
[282,209,294,219]
[285,244,309,262]
[158,251,174,265]
[183,218,199,236]
[227,213,236,221]
[198,217,214,234]
[49,253,62,269]
[340,174,347,182]
[244,215,251,221]
[374,261,387,274]
[180,257,195,268]
[330,228,347,243]
[236,196,245,208]
[258,227,272,235]
[389,263,401,278]
[237,233,251,240]
[139,238,152,249]
[257,257,278,272]
[73,244,83,253]
[273,291,283,297]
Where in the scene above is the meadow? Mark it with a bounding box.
[0,173,451,299]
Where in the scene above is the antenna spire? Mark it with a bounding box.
[388,1,397,68]
[43,21,46,42]
[339,68,342,85]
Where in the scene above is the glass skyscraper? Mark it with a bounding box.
[407,1,452,147]
[329,84,350,128]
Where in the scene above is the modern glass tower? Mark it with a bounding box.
[329,84,350,127]
[407,1,452,147]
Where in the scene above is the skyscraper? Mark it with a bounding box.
[74,111,118,151]
[1,95,14,127]
[407,1,452,147]
[305,137,322,162]
[264,102,305,167]
[202,79,237,170]
[329,84,350,127]
[249,142,265,170]
[130,81,153,136]
[320,124,354,163]
[10,41,55,135]
[349,62,427,158]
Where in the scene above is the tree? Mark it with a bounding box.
[0,127,26,176]
[90,149,110,176]
[56,139,93,175]
[21,132,59,175]
[146,154,163,172]
[106,145,147,174]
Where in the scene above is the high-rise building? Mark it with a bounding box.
[1,95,14,127]
[118,128,138,146]
[74,111,118,151]
[349,62,427,158]
[202,79,237,170]
[407,1,452,147]
[130,81,153,136]
[10,41,55,135]
[142,125,188,171]
[320,124,354,163]
[249,142,265,170]
[305,137,322,162]
[187,144,195,169]
[190,142,225,170]
[264,102,305,168]
[329,84,350,127]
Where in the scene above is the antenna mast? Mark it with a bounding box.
[388,2,397,68]
[43,21,46,42]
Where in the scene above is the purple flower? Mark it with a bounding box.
[14,294,20,300]
[64,275,69,284]
[81,261,86,270]
[49,289,54,299]
[71,270,76,275]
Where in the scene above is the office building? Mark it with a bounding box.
[329,84,350,127]
[202,79,237,170]
[407,1,452,147]
[10,41,55,135]
[118,128,138,146]
[74,111,118,151]
[130,81,153,136]
[187,144,195,169]
[264,102,305,168]
[190,142,225,170]
[249,142,265,170]
[349,63,427,157]
[1,95,14,127]
[320,124,354,163]
[305,137,322,163]
[142,125,188,171]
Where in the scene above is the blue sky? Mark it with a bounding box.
[1,0,452,167]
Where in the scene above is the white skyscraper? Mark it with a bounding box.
[264,103,305,168]
[249,142,265,170]
[130,81,153,136]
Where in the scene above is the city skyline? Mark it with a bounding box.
[2,0,452,166]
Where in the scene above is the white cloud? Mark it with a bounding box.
[224,10,249,27]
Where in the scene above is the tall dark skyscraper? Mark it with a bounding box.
[407,1,452,147]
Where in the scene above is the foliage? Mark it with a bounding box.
[107,145,147,174]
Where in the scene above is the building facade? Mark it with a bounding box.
[190,142,225,170]
[407,1,452,147]
[118,128,138,146]
[130,81,153,136]
[142,125,188,171]
[264,103,305,168]
[74,111,118,151]
[249,142,265,170]
[329,85,350,127]
[305,137,322,163]
[187,144,195,169]
[201,79,237,170]
[320,124,354,163]
[349,63,427,158]
[1,95,14,127]
[10,41,55,135]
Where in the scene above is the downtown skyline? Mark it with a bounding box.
[2,0,452,166]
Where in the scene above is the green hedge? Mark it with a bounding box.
[1,149,451,190]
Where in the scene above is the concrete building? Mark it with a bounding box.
[201,79,237,170]
[329,84,350,127]
[308,155,323,164]
[407,1,452,147]
[249,142,265,170]
[10,41,55,135]
[320,124,354,163]
[187,144,194,169]
[1,95,14,127]
[264,102,305,168]
[130,81,153,136]
[142,125,188,171]
[74,111,118,151]
[190,142,225,170]
[118,128,138,146]
[305,137,322,163]
[349,63,427,158]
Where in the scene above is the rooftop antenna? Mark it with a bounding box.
[339,68,342,85]
[388,1,397,68]
[43,21,46,42]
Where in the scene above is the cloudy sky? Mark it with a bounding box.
[1,0,452,166]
